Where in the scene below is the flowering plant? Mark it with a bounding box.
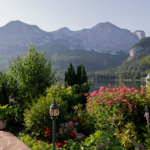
[85,84,150,130]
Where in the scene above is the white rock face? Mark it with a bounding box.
[133,30,146,40]
[0,21,145,53]
[128,46,144,61]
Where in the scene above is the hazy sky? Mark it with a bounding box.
[0,0,150,36]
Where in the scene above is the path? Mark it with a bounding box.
[0,130,31,150]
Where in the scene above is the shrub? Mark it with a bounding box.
[85,84,150,148]
[45,82,81,112]
[24,96,68,137]
[61,130,123,150]
[85,84,150,128]
[19,132,53,150]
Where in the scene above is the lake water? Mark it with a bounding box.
[89,80,147,93]
[55,80,147,93]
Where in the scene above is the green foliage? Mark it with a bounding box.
[0,71,12,106]
[0,104,11,122]
[6,101,29,134]
[132,37,150,49]
[114,122,138,149]
[19,132,53,150]
[24,96,68,136]
[3,44,57,104]
[45,82,80,112]
[61,130,123,150]
[72,103,96,136]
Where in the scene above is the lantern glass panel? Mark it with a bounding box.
[9,98,14,103]
[50,107,59,117]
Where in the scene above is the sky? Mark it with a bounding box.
[0,0,150,36]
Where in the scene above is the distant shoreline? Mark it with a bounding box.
[88,79,146,82]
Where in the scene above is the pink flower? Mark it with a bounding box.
[110,94,114,97]
[140,89,145,93]
[99,102,104,105]
[89,98,92,101]
[121,92,125,95]
[84,93,89,96]
[107,101,114,105]
[103,99,108,102]
[128,104,134,108]
[90,91,98,96]
[117,103,120,106]
[122,99,128,103]
[108,84,111,87]
[99,87,105,91]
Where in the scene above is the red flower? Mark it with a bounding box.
[59,127,62,130]
[56,143,62,148]
[45,130,51,135]
[67,118,71,121]
[46,127,50,131]
[72,119,78,123]
[71,132,77,138]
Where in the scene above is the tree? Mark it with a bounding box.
[3,45,57,104]
[65,62,76,86]
[64,62,91,109]
[142,55,150,74]
[76,62,88,86]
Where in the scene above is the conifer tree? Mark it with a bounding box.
[65,62,76,86]
[76,63,88,86]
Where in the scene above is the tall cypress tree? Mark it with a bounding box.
[65,62,76,86]
[76,62,88,85]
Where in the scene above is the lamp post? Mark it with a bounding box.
[9,93,15,106]
[49,98,59,150]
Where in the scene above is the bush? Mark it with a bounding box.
[24,96,68,137]
[45,82,81,112]
[19,132,53,150]
[85,83,149,148]
[61,130,123,150]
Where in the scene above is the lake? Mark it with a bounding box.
[55,80,147,93]
[89,80,147,93]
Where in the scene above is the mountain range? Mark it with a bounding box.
[0,20,146,74]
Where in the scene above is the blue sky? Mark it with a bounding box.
[0,0,150,36]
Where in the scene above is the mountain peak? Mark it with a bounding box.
[92,22,119,30]
[133,30,146,40]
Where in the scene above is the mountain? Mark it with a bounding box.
[128,37,150,60]
[116,37,150,74]
[0,21,146,54]
[133,30,146,40]
[0,20,146,75]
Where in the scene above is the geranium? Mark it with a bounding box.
[71,131,77,138]
[67,118,71,121]
[45,127,51,135]
[56,143,62,148]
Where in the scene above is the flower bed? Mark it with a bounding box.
[18,83,150,149]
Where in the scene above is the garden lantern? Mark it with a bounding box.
[50,98,59,150]
[9,93,15,106]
